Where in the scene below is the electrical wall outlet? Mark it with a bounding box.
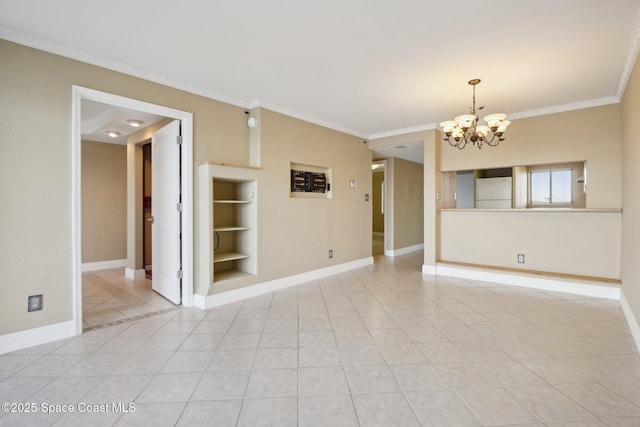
[28,294,43,312]
[517,254,525,264]
[329,249,333,258]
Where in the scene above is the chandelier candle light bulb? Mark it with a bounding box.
[439,79,510,149]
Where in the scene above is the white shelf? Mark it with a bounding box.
[213,200,251,204]
[214,226,250,232]
[214,252,251,263]
[214,270,254,282]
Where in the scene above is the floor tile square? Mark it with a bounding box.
[456,387,539,425]
[344,365,400,393]
[299,394,358,427]
[507,384,596,423]
[389,363,449,391]
[176,400,242,426]
[253,347,298,369]
[299,346,341,367]
[136,372,201,403]
[339,345,385,366]
[237,397,297,427]
[405,389,482,427]
[259,331,298,348]
[208,349,256,371]
[333,329,374,346]
[191,370,250,400]
[245,368,298,398]
[556,382,640,418]
[299,366,349,395]
[299,330,336,347]
[353,393,421,427]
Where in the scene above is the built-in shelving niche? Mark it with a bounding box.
[198,162,259,287]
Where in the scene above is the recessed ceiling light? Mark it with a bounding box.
[105,130,120,138]
[127,119,144,127]
[395,145,406,149]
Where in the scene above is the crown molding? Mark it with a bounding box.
[0,26,250,110]
[248,99,368,139]
[616,7,640,101]
[1,25,632,143]
[367,122,437,141]
[507,96,619,121]
[1,26,369,139]
[370,96,619,141]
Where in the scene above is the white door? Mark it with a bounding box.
[151,120,181,304]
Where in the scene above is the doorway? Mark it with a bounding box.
[372,160,386,256]
[72,86,194,334]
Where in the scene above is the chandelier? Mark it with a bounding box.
[439,79,510,149]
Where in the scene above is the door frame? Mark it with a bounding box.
[71,86,194,334]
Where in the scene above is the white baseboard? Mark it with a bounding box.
[422,264,437,275]
[81,259,127,272]
[434,263,621,300]
[385,243,424,258]
[620,291,640,354]
[194,257,374,310]
[0,320,77,355]
[125,268,146,280]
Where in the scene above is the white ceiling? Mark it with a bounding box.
[2,0,640,149]
[81,100,165,145]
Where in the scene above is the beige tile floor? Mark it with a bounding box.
[1,251,640,426]
[82,269,178,330]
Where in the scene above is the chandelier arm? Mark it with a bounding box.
[485,133,501,147]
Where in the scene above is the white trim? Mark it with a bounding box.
[422,264,437,275]
[3,26,627,145]
[367,97,619,141]
[81,259,127,272]
[194,257,374,309]
[0,321,76,355]
[434,264,621,300]
[385,243,424,258]
[620,291,640,354]
[0,27,248,111]
[72,86,195,337]
[368,123,437,140]
[125,268,146,280]
[616,7,640,100]
[0,28,366,140]
[507,96,619,121]
[249,99,367,139]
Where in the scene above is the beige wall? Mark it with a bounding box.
[441,104,622,209]
[372,171,384,233]
[440,210,621,279]
[252,108,372,285]
[0,40,373,335]
[81,141,127,263]
[621,52,640,330]
[390,158,424,250]
[438,105,623,280]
